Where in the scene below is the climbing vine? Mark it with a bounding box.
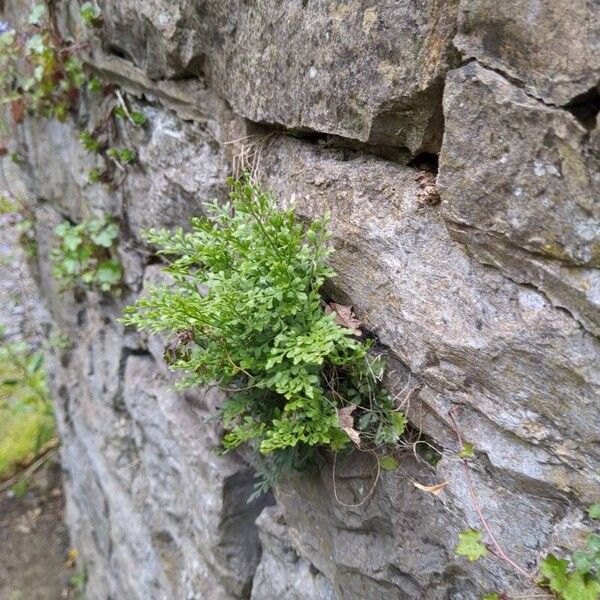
[51,214,122,293]
[450,409,600,600]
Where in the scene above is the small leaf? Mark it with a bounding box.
[481,594,501,600]
[389,411,407,436]
[95,260,122,287]
[26,33,45,54]
[458,442,475,459]
[540,554,569,593]
[378,455,400,471]
[562,571,600,600]
[455,529,487,562]
[412,480,449,496]
[28,4,46,25]
[90,223,119,247]
[587,503,600,520]
[131,111,147,126]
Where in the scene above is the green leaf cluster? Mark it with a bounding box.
[0,331,55,480]
[0,5,88,122]
[123,176,404,486]
[107,147,136,164]
[80,2,103,28]
[51,214,122,293]
[540,532,600,600]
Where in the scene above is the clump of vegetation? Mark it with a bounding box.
[79,2,103,28]
[124,176,405,492]
[0,4,86,122]
[0,3,146,190]
[539,530,600,600]
[455,484,600,599]
[0,330,56,481]
[51,214,122,293]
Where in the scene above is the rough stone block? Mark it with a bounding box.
[455,0,600,105]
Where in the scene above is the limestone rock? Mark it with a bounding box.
[259,134,600,497]
[455,0,600,105]
[98,0,460,154]
[123,105,229,240]
[45,301,268,599]
[438,62,600,267]
[251,506,335,600]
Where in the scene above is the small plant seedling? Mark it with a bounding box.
[455,529,487,562]
[79,131,102,153]
[130,111,147,126]
[80,2,103,28]
[107,147,136,164]
[51,215,122,293]
[458,441,475,459]
[113,103,146,127]
[87,76,103,93]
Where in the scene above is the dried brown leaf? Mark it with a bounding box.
[412,480,449,496]
[326,303,362,336]
[415,171,440,205]
[11,99,25,124]
[337,404,361,447]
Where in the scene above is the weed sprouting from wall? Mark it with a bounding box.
[123,175,407,496]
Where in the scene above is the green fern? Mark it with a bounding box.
[124,176,404,487]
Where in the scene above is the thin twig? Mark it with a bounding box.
[332,450,380,508]
[448,407,535,581]
[0,446,59,494]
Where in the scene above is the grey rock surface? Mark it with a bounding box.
[455,0,600,105]
[2,0,599,598]
[251,506,335,600]
[99,0,460,154]
[439,62,599,267]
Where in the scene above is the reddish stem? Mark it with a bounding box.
[448,407,535,581]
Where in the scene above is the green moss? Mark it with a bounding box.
[0,335,55,480]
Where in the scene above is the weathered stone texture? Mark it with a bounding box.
[97,0,459,154]
[2,0,599,598]
[251,506,335,600]
[438,62,600,336]
[455,0,600,105]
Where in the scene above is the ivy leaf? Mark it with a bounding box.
[458,442,475,459]
[587,503,600,520]
[456,529,487,562]
[26,33,45,55]
[28,4,46,25]
[96,260,122,288]
[540,554,569,593]
[91,223,119,248]
[562,571,600,600]
[587,534,600,554]
[389,411,407,436]
[378,455,400,471]
[482,594,501,600]
[63,231,83,252]
[80,2,103,27]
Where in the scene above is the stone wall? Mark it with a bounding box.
[2,0,599,598]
